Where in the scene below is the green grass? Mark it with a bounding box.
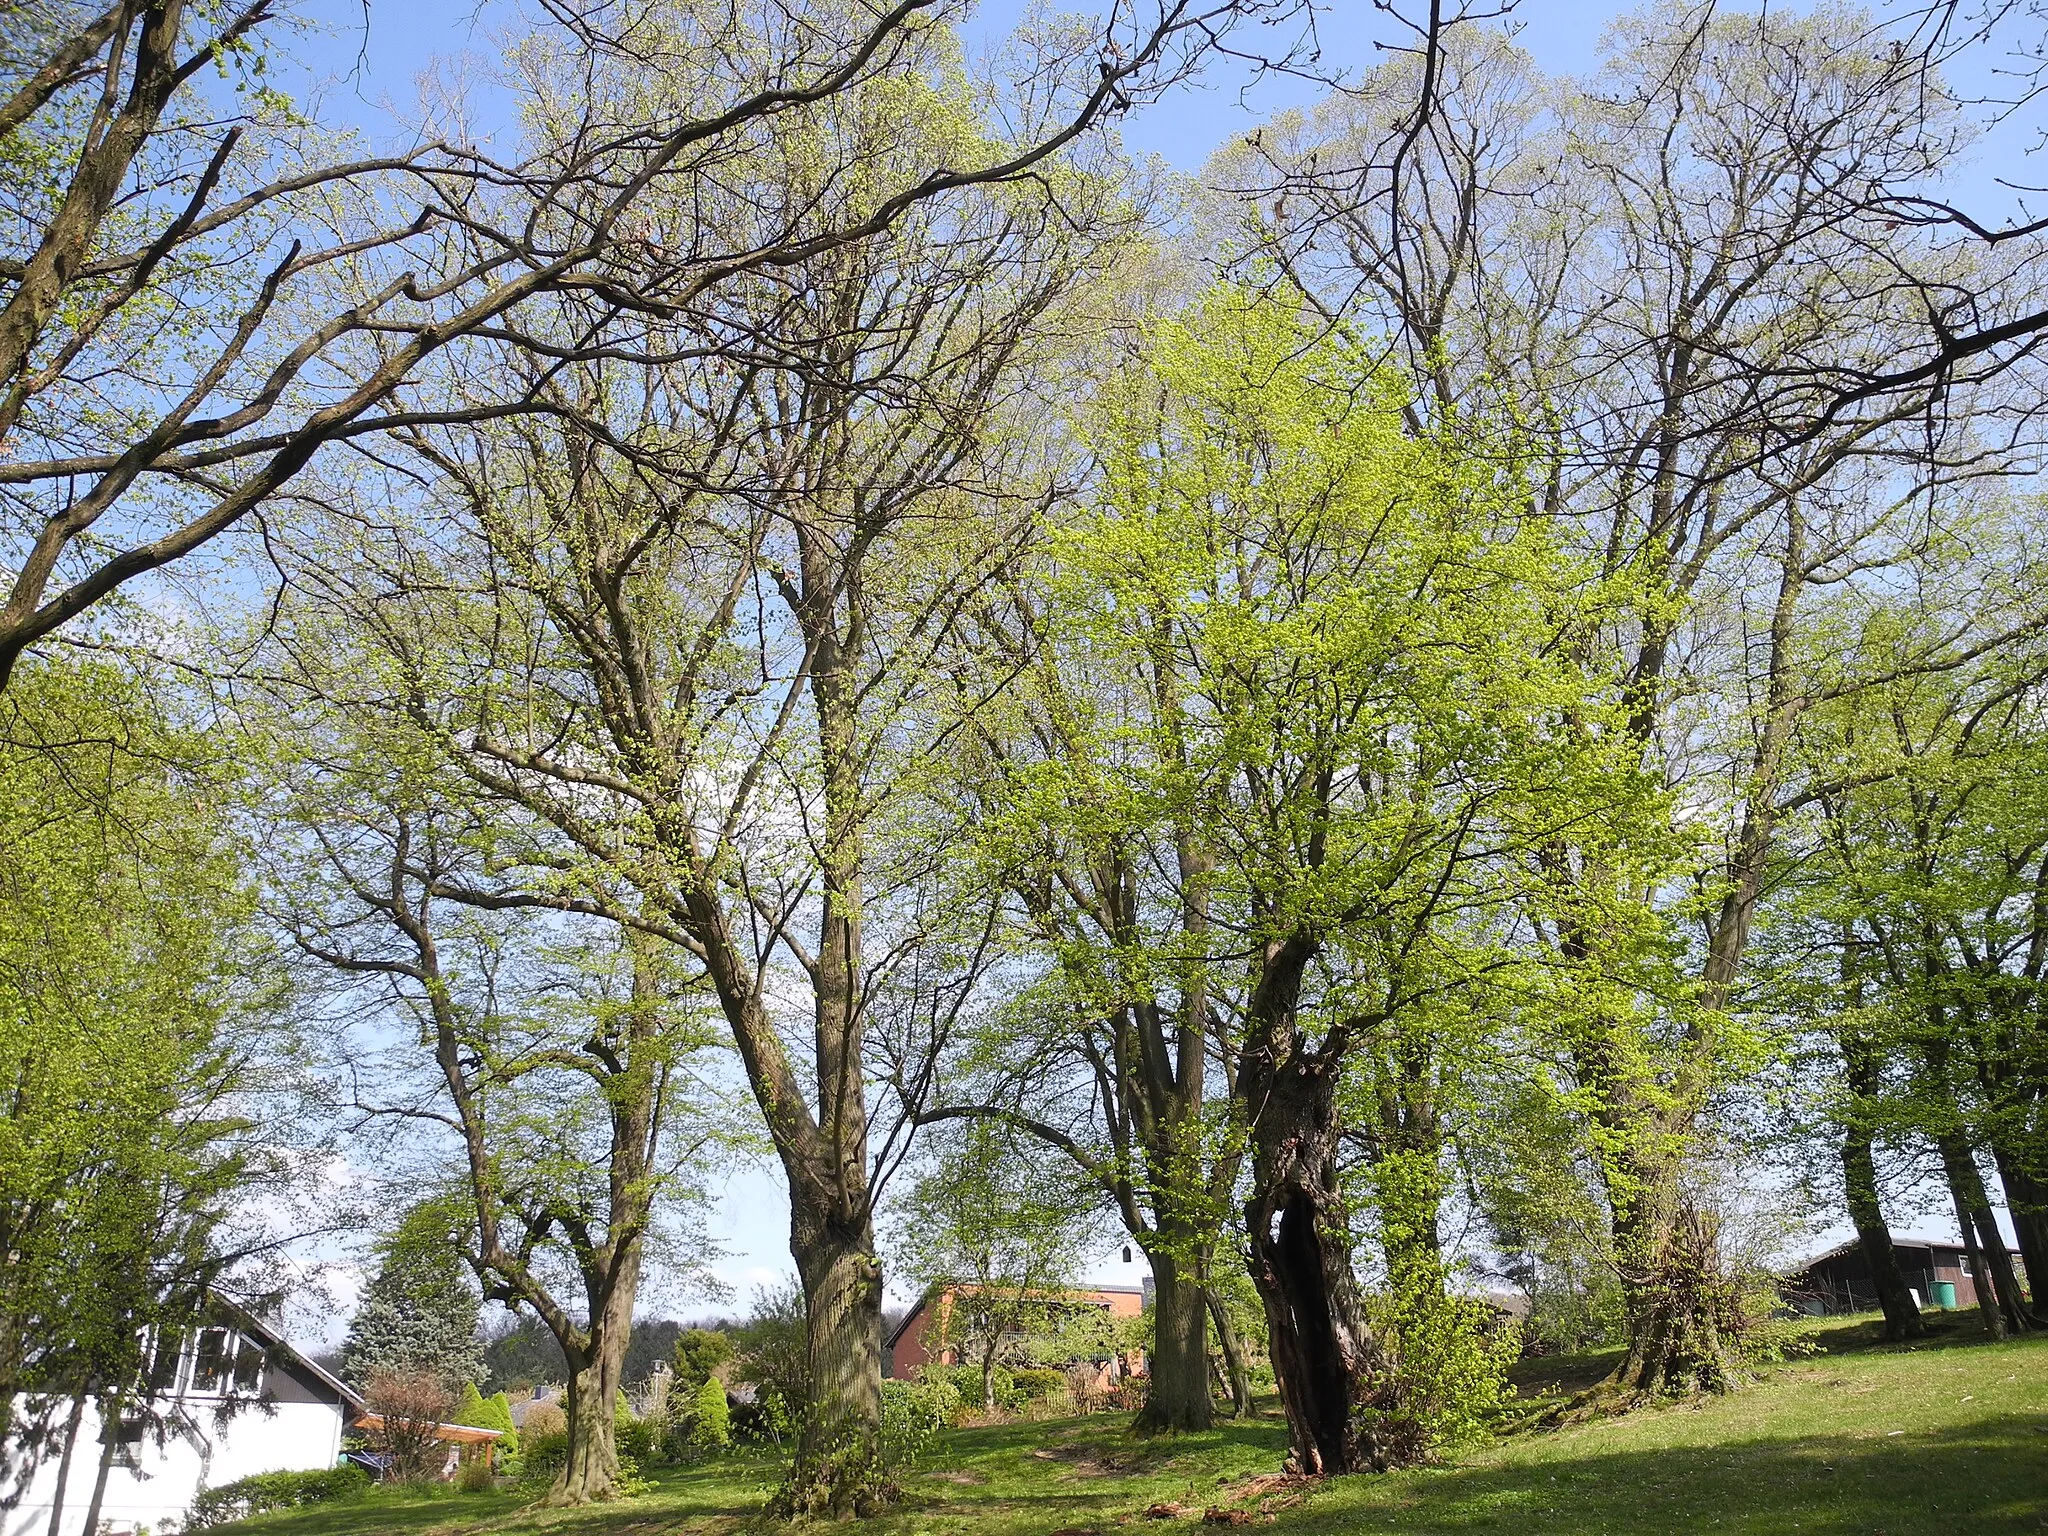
[218,1319,2048,1536]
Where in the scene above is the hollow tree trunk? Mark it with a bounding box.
[1242,1051,1389,1473]
[1206,1285,1253,1420]
[1136,1249,1211,1433]
[776,1204,885,1518]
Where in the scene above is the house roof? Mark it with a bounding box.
[214,1297,365,1411]
[351,1413,503,1445]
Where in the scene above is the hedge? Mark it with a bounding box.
[186,1465,370,1528]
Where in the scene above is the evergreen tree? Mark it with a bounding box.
[340,1205,484,1389]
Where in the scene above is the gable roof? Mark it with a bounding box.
[214,1297,365,1411]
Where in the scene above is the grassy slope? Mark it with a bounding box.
[219,1319,2047,1536]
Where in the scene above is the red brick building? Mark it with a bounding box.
[884,1282,1149,1380]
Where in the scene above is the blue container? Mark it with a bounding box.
[1932,1280,1958,1309]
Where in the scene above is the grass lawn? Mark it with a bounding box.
[217,1318,2047,1536]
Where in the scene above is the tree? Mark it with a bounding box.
[946,283,1635,1468]
[687,1374,731,1455]
[0,657,290,1517]
[0,0,1273,691]
[1226,6,2048,1405]
[340,1205,486,1391]
[260,753,728,1505]
[1762,563,2048,1335]
[890,1122,1089,1413]
[672,1329,734,1391]
[242,12,1180,1504]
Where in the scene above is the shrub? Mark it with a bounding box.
[518,1400,568,1483]
[1008,1367,1064,1401]
[673,1327,733,1388]
[453,1382,518,1459]
[616,1401,655,1461]
[686,1373,730,1454]
[186,1465,369,1528]
[363,1369,457,1483]
[881,1374,962,1464]
[455,1452,495,1492]
[1359,1277,1520,1464]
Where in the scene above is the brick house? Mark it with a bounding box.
[884,1282,1150,1381]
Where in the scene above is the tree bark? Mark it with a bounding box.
[1990,1148,2047,1323]
[1242,1047,1389,1472]
[40,1390,85,1536]
[778,1208,886,1517]
[77,1394,119,1536]
[1938,1136,2007,1339]
[1842,1129,1925,1338]
[1206,1285,1253,1420]
[1839,1013,1925,1339]
[1136,1250,1211,1433]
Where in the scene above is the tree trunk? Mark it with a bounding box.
[1136,1250,1211,1433]
[1206,1285,1253,1419]
[77,1401,119,1536]
[1839,1035,1925,1338]
[551,1355,622,1505]
[775,1207,886,1518]
[41,1390,86,1536]
[980,1341,998,1415]
[1939,1137,2007,1339]
[1991,1147,2048,1323]
[1842,1130,1925,1338]
[1242,1051,1391,1473]
[1601,1174,1738,1398]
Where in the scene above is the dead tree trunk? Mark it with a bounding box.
[1241,1039,1387,1471]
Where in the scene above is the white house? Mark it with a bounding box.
[5,1307,361,1536]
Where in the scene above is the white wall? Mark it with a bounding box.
[4,1396,343,1536]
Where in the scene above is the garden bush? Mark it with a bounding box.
[186,1465,369,1528]
[1009,1367,1065,1401]
[881,1374,963,1463]
[686,1373,730,1454]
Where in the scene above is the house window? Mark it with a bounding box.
[146,1330,185,1395]
[110,1414,146,1470]
[190,1329,232,1395]
[231,1335,265,1394]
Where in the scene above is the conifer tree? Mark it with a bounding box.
[341,1208,484,1390]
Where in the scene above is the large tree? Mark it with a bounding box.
[0,656,287,1517]
[945,286,1641,1468]
[0,0,1270,690]
[245,12,1162,1505]
[1223,6,2048,1403]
